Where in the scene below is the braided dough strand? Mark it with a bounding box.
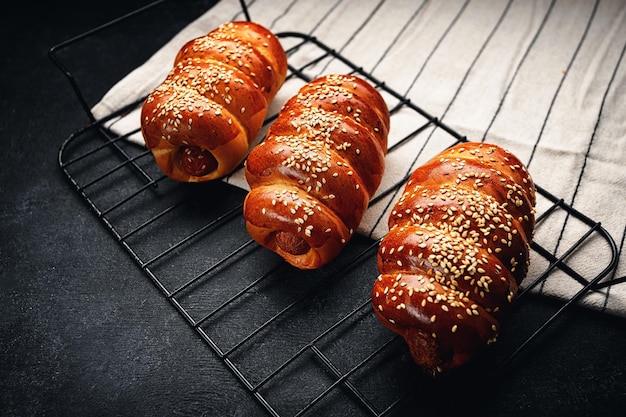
[244,74,390,269]
[372,142,536,376]
[141,21,287,182]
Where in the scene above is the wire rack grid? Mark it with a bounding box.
[50,1,619,416]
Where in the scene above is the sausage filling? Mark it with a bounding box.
[179,146,218,177]
[275,231,310,255]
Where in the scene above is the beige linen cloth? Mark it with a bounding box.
[92,0,626,316]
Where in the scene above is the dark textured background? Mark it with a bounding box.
[1,1,625,416]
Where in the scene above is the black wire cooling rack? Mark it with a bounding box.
[50,1,619,416]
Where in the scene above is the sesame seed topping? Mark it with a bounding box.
[372,142,535,372]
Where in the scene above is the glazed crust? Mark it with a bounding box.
[140,21,287,182]
[243,74,390,269]
[372,142,536,376]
